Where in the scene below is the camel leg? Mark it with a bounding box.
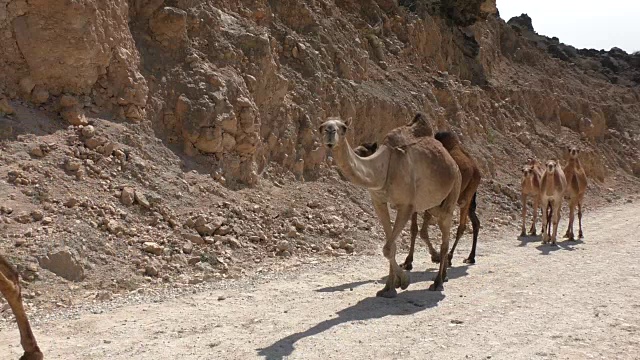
[372,201,412,298]
[0,257,42,360]
[520,194,528,237]
[401,212,418,271]
[430,214,452,291]
[566,198,576,241]
[420,212,440,264]
[529,196,539,236]
[541,201,549,244]
[578,201,584,239]
[448,202,470,266]
[551,202,561,245]
[464,192,480,264]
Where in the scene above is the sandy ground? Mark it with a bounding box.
[1,202,639,360]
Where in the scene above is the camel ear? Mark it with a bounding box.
[344,117,353,129]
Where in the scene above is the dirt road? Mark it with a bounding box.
[2,202,640,360]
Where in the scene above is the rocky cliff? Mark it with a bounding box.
[2,0,639,185]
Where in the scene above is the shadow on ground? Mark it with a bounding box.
[314,265,469,293]
[257,289,446,360]
[536,239,585,254]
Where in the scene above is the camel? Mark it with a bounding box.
[0,255,43,360]
[354,131,482,270]
[520,158,544,237]
[539,160,567,245]
[320,114,461,296]
[563,146,588,240]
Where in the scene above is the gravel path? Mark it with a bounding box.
[2,202,639,360]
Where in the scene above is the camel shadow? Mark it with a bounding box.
[257,290,446,360]
[517,234,542,247]
[536,239,585,255]
[314,265,469,293]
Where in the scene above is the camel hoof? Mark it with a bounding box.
[579,232,584,239]
[520,230,527,237]
[428,282,444,291]
[20,351,44,360]
[529,229,537,236]
[398,271,410,290]
[463,257,475,264]
[430,254,441,264]
[376,287,397,298]
[400,262,413,271]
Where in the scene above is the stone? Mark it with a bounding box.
[64,197,79,208]
[223,236,241,249]
[61,105,89,126]
[30,210,44,221]
[182,231,205,245]
[182,241,193,254]
[143,242,164,255]
[38,248,86,282]
[65,159,82,171]
[30,146,45,157]
[81,125,96,138]
[85,137,105,150]
[145,265,159,277]
[135,191,151,209]
[0,98,15,115]
[32,87,50,104]
[277,240,290,252]
[60,95,79,107]
[41,216,53,225]
[19,77,35,94]
[121,187,135,205]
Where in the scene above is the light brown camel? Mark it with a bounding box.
[0,255,43,360]
[520,158,544,237]
[320,116,461,296]
[563,146,588,240]
[354,130,482,269]
[539,160,567,245]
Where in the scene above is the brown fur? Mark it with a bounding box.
[520,158,544,237]
[540,160,567,245]
[355,130,482,268]
[563,146,588,240]
[320,116,461,296]
[0,255,43,360]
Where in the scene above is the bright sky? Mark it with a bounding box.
[497,0,640,53]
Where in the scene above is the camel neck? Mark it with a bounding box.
[331,141,390,190]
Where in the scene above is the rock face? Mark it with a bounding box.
[1,0,639,186]
[38,248,85,282]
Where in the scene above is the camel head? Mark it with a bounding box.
[318,117,351,149]
[545,160,558,173]
[566,146,580,159]
[434,131,460,151]
[353,142,378,157]
[522,164,535,178]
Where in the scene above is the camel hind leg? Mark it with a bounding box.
[420,212,441,264]
[529,195,540,236]
[578,198,584,239]
[429,184,459,291]
[401,212,418,271]
[0,256,43,360]
[464,192,480,264]
[565,198,576,241]
[520,193,528,237]
[448,201,470,266]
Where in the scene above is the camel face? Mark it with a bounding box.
[568,146,580,159]
[319,118,349,149]
[546,160,558,173]
[522,165,534,178]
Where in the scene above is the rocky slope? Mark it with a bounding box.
[1,0,639,313]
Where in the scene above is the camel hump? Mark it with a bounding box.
[383,112,434,149]
[434,131,460,151]
[409,112,433,138]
